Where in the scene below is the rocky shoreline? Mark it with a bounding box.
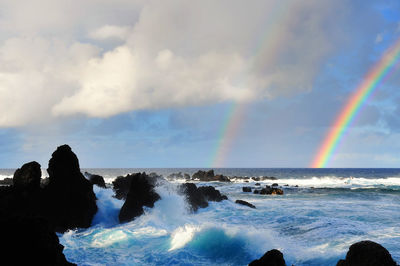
[0,144,397,265]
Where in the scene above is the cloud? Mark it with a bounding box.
[0,0,384,127]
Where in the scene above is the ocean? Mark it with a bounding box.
[1,168,400,265]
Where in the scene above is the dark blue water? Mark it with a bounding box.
[1,168,399,265]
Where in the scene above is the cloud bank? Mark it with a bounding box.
[0,0,363,127]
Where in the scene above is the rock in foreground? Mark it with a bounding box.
[44,145,98,232]
[249,249,286,266]
[337,240,396,266]
[0,216,75,265]
[119,173,161,223]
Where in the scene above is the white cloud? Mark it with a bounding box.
[0,0,368,127]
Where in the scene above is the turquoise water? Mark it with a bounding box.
[1,168,400,265]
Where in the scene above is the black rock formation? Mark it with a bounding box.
[254,186,284,195]
[178,183,209,212]
[243,186,252,192]
[85,172,106,188]
[198,186,228,201]
[0,177,13,186]
[249,249,286,266]
[178,183,227,212]
[112,174,135,200]
[235,199,256,209]
[337,240,397,266]
[13,161,41,191]
[192,170,230,182]
[43,145,98,232]
[0,216,75,265]
[119,173,161,223]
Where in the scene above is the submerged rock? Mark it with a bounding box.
[43,145,98,232]
[243,186,252,192]
[249,249,286,266]
[119,173,161,223]
[235,199,256,209]
[0,216,75,266]
[84,172,106,188]
[337,240,396,266]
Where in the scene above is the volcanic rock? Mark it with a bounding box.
[119,172,161,223]
[13,161,41,191]
[249,249,286,266]
[178,183,208,212]
[43,145,97,232]
[336,240,396,266]
[84,172,106,188]
[0,216,75,266]
[192,170,230,182]
[243,186,252,192]
[235,199,256,209]
[112,174,136,200]
[198,186,228,201]
[0,178,13,186]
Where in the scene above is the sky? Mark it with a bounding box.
[0,0,400,168]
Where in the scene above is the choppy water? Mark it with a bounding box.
[1,168,400,265]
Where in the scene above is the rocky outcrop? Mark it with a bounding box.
[243,187,252,192]
[178,183,228,212]
[249,249,286,266]
[254,186,284,195]
[192,170,230,182]
[337,240,397,266]
[13,161,41,191]
[0,177,13,186]
[84,172,106,188]
[178,183,209,212]
[43,145,98,232]
[112,174,135,200]
[198,186,228,202]
[119,173,161,223]
[0,216,75,265]
[235,199,256,209]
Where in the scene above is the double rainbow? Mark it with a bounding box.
[311,37,400,168]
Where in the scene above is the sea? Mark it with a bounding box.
[1,168,400,266]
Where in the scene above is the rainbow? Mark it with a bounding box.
[311,37,400,168]
[210,103,246,168]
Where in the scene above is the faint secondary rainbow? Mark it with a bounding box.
[311,37,400,168]
[210,1,292,168]
[210,103,246,168]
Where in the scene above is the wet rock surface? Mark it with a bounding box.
[235,199,256,209]
[337,240,397,266]
[249,249,286,266]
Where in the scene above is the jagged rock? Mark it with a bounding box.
[198,186,227,201]
[0,178,13,186]
[178,183,227,212]
[13,161,41,191]
[167,172,183,179]
[271,183,279,187]
[235,199,256,209]
[112,174,135,200]
[0,216,75,266]
[243,187,252,192]
[254,186,284,195]
[178,183,208,212]
[192,170,230,182]
[249,249,286,266]
[336,240,396,266]
[119,173,161,223]
[43,145,97,232]
[84,172,106,188]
